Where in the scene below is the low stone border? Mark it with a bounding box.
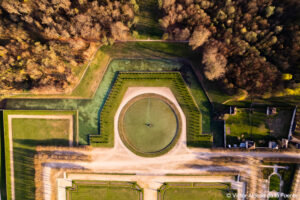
[118,93,182,157]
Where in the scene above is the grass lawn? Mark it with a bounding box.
[293,109,300,140]
[226,108,269,146]
[3,110,77,200]
[0,111,7,200]
[134,0,164,39]
[269,174,280,192]
[67,181,142,200]
[267,108,293,138]
[159,182,235,200]
[4,58,213,146]
[225,108,293,147]
[262,163,297,195]
[90,72,212,148]
[70,50,110,98]
[225,95,300,107]
[101,42,193,59]
[122,97,178,153]
[278,164,297,194]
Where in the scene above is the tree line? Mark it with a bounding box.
[0,0,138,92]
[0,0,299,96]
[160,0,300,95]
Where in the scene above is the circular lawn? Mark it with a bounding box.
[118,94,181,157]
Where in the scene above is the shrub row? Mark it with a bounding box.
[90,72,212,148]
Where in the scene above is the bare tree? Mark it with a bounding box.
[202,43,227,80]
[110,22,129,41]
[189,26,211,50]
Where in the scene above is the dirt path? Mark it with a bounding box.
[32,87,300,200]
[44,147,300,200]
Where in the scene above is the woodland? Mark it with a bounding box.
[0,0,299,97]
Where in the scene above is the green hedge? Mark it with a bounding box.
[89,72,212,148]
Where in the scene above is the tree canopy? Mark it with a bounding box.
[160,0,300,95]
[0,0,137,93]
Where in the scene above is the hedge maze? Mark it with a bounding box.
[89,72,212,148]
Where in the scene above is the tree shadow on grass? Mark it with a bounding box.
[13,147,36,200]
[14,139,70,147]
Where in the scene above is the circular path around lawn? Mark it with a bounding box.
[118,93,182,157]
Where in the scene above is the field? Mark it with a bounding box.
[66,181,143,200]
[90,72,212,148]
[121,96,178,154]
[225,108,293,147]
[134,0,164,39]
[3,110,77,200]
[269,174,280,192]
[158,182,236,200]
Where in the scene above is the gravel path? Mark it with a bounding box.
[12,88,300,200]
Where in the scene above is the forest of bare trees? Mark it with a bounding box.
[0,0,299,96]
[160,0,300,95]
[0,0,138,92]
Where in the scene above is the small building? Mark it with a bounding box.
[229,106,237,115]
[246,141,255,149]
[281,138,289,148]
[269,141,278,149]
[237,141,255,149]
[239,143,246,148]
[267,107,277,115]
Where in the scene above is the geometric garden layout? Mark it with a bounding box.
[1,0,300,200]
[0,58,299,200]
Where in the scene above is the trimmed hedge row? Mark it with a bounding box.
[89,72,212,148]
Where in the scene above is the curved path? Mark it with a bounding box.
[35,87,300,200]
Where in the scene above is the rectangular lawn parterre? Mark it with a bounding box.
[3,110,78,200]
[158,182,236,200]
[67,181,143,200]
